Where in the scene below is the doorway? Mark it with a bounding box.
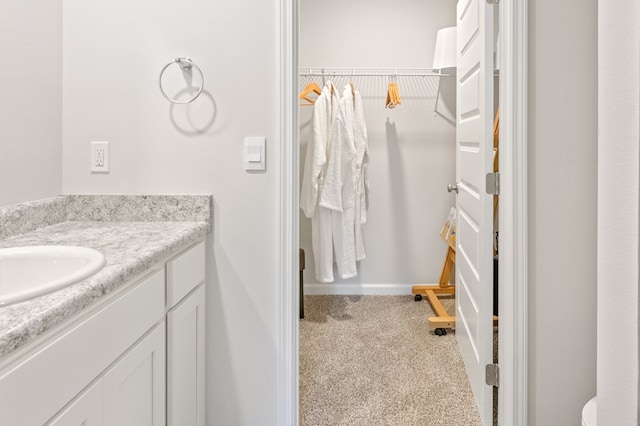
[276,1,528,425]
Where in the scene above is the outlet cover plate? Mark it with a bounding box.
[91,141,110,173]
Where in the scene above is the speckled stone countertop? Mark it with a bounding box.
[0,195,212,361]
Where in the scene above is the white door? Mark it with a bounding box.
[455,0,494,424]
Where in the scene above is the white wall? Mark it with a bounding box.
[527,0,598,424]
[300,0,457,292]
[598,1,639,424]
[62,1,279,424]
[0,0,62,207]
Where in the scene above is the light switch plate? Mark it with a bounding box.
[245,137,266,171]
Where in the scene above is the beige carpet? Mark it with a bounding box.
[299,295,482,426]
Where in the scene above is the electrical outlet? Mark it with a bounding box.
[91,141,110,173]
[95,147,104,167]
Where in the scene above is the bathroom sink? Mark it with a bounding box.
[0,246,106,307]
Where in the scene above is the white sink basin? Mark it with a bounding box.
[0,246,106,307]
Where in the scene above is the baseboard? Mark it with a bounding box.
[303,283,415,296]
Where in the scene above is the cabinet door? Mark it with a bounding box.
[104,322,166,426]
[47,380,104,426]
[168,285,206,426]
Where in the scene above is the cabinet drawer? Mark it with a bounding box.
[0,269,165,426]
[166,241,205,308]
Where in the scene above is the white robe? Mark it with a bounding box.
[352,89,369,261]
[300,82,339,283]
[320,85,358,279]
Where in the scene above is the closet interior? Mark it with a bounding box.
[299,1,459,294]
[298,0,500,424]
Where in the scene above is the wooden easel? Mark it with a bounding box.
[411,236,457,335]
[412,234,499,336]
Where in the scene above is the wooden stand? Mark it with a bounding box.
[412,238,457,335]
[412,242,499,336]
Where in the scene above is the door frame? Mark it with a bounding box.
[276,1,528,424]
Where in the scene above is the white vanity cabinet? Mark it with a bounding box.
[166,241,206,426]
[0,240,206,426]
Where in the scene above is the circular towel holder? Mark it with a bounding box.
[159,57,204,104]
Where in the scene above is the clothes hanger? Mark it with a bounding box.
[385,71,402,109]
[299,82,322,106]
[348,70,356,99]
[386,82,402,109]
[350,83,356,104]
[393,71,402,107]
[385,83,395,109]
[393,81,402,107]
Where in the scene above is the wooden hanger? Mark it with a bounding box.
[299,82,322,106]
[393,82,402,106]
[385,82,402,109]
[349,83,356,108]
[385,83,394,109]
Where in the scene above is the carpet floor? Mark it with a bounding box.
[299,295,482,426]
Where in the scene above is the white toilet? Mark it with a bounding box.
[582,396,597,426]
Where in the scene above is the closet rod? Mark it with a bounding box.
[299,67,455,78]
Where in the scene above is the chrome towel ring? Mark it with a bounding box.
[159,57,204,104]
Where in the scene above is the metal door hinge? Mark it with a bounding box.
[486,364,500,387]
[486,172,500,195]
[486,0,500,4]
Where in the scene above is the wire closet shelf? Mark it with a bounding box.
[299,67,455,78]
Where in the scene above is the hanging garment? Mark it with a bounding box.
[352,88,369,262]
[320,85,358,279]
[300,82,339,282]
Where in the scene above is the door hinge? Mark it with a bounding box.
[486,364,500,387]
[485,172,500,195]
[486,0,500,4]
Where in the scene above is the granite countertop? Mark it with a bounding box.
[0,195,212,361]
